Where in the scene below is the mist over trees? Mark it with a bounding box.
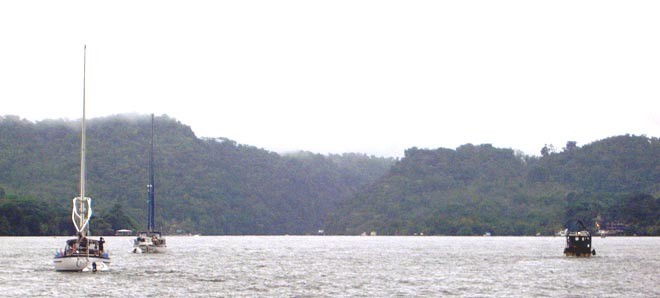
[0,115,393,235]
[327,136,659,235]
[0,115,657,236]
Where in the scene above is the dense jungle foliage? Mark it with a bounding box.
[0,115,393,235]
[0,115,657,236]
[327,135,659,235]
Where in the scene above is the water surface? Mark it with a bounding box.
[0,236,657,297]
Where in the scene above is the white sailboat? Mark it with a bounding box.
[53,45,111,271]
[133,114,167,253]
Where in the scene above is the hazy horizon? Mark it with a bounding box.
[2,112,653,158]
[2,1,659,158]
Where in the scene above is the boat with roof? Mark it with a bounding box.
[563,220,596,257]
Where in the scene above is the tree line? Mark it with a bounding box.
[327,136,659,236]
[0,115,657,236]
[0,115,393,235]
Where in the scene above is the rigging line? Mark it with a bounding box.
[80,44,87,235]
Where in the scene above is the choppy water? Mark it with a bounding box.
[0,236,658,297]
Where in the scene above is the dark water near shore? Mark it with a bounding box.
[0,236,658,297]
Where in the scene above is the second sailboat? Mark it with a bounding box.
[133,114,167,253]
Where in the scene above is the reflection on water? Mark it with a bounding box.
[0,236,658,297]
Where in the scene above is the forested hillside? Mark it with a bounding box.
[0,115,394,235]
[1,115,658,236]
[327,136,659,236]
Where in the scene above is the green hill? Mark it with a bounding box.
[327,136,659,236]
[1,115,657,236]
[0,115,394,235]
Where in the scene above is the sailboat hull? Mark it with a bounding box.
[133,244,168,254]
[53,255,111,271]
[133,232,167,254]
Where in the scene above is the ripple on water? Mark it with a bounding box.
[0,236,659,297]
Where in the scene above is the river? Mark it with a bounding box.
[0,236,657,297]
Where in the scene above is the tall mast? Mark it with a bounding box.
[80,45,88,234]
[71,45,93,236]
[148,114,155,232]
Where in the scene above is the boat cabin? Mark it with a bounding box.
[135,231,166,245]
[60,236,107,258]
[133,231,167,253]
[563,220,596,257]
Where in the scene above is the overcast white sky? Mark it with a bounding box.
[1,1,659,157]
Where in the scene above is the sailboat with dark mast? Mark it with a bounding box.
[53,45,111,271]
[133,114,167,253]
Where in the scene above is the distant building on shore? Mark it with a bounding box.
[115,229,133,236]
[597,222,626,236]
